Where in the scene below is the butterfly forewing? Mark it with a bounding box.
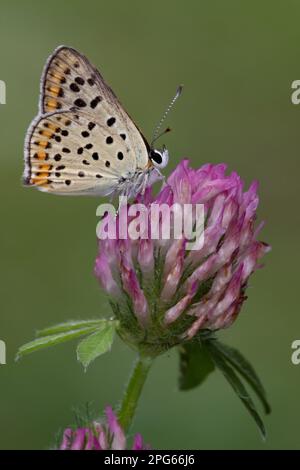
[24,46,150,195]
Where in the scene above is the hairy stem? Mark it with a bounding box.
[118,354,153,432]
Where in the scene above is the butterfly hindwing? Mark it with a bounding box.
[24,110,140,195]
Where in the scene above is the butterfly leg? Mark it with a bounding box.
[140,172,149,196]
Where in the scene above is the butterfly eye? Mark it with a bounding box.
[150,148,169,169]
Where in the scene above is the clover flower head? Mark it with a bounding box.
[95,160,270,355]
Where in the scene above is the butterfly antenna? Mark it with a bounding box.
[151,85,183,146]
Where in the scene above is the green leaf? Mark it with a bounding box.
[36,319,107,337]
[16,326,98,360]
[76,323,115,370]
[206,342,266,439]
[212,340,271,414]
[179,340,215,390]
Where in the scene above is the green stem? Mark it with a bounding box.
[118,354,153,432]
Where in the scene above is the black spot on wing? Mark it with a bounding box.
[75,77,85,85]
[107,117,116,127]
[90,96,101,109]
[74,98,86,107]
[70,83,80,93]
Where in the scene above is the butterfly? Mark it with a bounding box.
[23,45,182,198]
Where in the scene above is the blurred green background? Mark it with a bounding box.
[0,0,299,450]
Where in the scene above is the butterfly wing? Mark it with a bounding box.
[24,109,143,195]
[24,46,151,195]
